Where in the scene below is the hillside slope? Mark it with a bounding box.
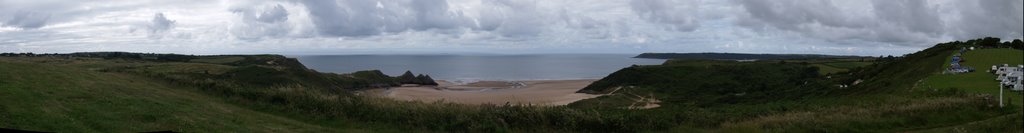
[921,48,1024,105]
[634,53,865,60]
[570,39,1021,132]
[0,58,338,132]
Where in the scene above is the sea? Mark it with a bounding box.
[290,54,665,82]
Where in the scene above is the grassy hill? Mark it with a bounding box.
[921,48,1024,105]
[0,55,431,132]
[658,58,875,76]
[571,39,1022,132]
[0,57,339,132]
[634,52,866,60]
[575,62,828,106]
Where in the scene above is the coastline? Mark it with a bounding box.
[361,79,602,106]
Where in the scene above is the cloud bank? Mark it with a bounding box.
[0,0,1021,55]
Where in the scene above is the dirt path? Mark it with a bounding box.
[626,92,661,109]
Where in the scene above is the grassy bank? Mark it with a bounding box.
[0,58,337,132]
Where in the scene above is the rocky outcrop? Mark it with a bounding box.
[397,70,438,85]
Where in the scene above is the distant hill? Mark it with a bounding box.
[634,53,866,60]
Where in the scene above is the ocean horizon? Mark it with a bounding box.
[290,54,665,82]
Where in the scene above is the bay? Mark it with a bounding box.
[290,54,665,82]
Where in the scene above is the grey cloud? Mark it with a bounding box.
[475,4,504,31]
[735,0,882,44]
[296,0,545,38]
[1,0,182,29]
[737,0,870,31]
[2,11,51,29]
[231,4,293,40]
[148,13,176,39]
[556,7,607,30]
[735,0,1022,46]
[630,0,699,32]
[299,0,393,36]
[149,13,175,33]
[872,0,943,35]
[483,0,545,37]
[2,0,1019,55]
[409,0,463,30]
[952,0,1023,39]
[256,4,289,23]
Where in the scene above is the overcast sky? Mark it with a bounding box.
[1,0,1021,56]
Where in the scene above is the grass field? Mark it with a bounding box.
[822,61,873,69]
[189,56,246,64]
[812,64,846,75]
[814,61,874,75]
[661,58,874,75]
[921,48,1024,105]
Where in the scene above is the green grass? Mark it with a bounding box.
[662,60,751,66]
[822,61,873,69]
[921,48,1024,105]
[811,64,846,75]
[189,56,245,64]
[812,61,874,75]
[0,57,341,132]
[661,58,874,76]
[661,59,873,75]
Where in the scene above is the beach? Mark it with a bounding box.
[361,79,602,106]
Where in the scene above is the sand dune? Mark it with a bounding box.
[362,79,602,106]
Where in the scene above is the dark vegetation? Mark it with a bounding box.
[397,70,438,85]
[973,37,1024,50]
[634,52,867,60]
[0,52,439,90]
[577,63,829,106]
[2,37,1022,132]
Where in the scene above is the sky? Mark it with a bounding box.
[0,0,1021,56]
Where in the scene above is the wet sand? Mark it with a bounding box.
[362,79,602,106]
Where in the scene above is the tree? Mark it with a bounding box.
[1012,39,1023,50]
[979,37,1001,48]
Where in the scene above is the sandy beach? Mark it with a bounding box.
[361,79,602,106]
